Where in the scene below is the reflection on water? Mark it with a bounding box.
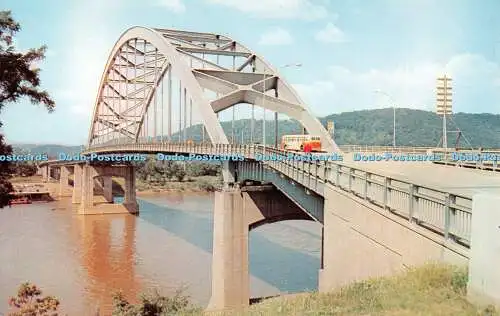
[0,192,321,315]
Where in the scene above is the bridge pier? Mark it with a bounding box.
[58,166,72,197]
[41,165,49,182]
[123,166,138,213]
[103,176,113,203]
[78,164,138,215]
[72,164,82,204]
[79,164,94,214]
[207,184,311,311]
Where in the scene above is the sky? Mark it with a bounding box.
[2,0,500,145]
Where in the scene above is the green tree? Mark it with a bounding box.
[171,163,186,182]
[0,10,55,207]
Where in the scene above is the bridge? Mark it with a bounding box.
[36,27,500,310]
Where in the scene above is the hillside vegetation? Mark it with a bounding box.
[13,109,500,155]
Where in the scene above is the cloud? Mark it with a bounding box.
[258,28,294,46]
[205,0,329,20]
[155,0,186,13]
[292,54,500,116]
[314,22,347,43]
[54,1,119,125]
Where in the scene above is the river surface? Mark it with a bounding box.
[0,192,321,315]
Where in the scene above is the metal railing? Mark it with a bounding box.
[80,142,472,249]
[429,150,500,172]
[339,145,436,153]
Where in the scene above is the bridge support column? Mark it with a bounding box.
[41,166,48,182]
[123,166,138,214]
[58,166,70,197]
[103,176,113,203]
[72,164,82,204]
[79,164,94,214]
[207,184,310,311]
[467,194,500,308]
[221,161,236,188]
[207,189,249,311]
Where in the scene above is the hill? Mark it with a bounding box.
[12,108,500,154]
[12,144,83,158]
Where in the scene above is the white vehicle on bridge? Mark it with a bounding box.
[281,135,322,152]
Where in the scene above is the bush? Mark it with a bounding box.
[112,289,197,315]
[8,282,60,316]
[198,179,216,192]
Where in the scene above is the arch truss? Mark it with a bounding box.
[88,27,339,152]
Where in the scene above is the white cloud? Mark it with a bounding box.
[292,54,500,116]
[54,1,119,125]
[155,0,186,13]
[314,22,346,43]
[258,28,294,46]
[206,0,329,20]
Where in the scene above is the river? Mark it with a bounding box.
[0,192,321,315]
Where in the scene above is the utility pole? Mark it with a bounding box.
[436,75,453,149]
[327,121,335,139]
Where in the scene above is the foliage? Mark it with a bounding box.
[0,11,55,112]
[166,109,500,149]
[8,282,60,316]
[111,289,197,316]
[135,160,220,184]
[197,179,216,191]
[13,161,37,177]
[186,163,219,177]
[0,11,54,208]
[0,134,14,207]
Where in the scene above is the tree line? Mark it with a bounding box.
[134,159,221,183]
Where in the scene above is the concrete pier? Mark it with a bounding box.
[207,185,311,311]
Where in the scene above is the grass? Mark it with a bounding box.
[193,263,498,316]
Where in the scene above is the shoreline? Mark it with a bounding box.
[136,188,216,195]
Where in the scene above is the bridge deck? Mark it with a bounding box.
[346,158,500,196]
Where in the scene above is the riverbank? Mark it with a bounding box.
[113,175,222,194]
[185,264,496,316]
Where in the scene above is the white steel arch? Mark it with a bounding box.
[87,27,339,152]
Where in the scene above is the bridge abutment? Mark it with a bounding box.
[467,194,500,308]
[319,185,468,293]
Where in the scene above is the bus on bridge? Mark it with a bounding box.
[281,135,322,152]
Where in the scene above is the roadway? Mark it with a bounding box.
[343,156,500,197]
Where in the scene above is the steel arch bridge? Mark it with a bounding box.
[88,27,339,152]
